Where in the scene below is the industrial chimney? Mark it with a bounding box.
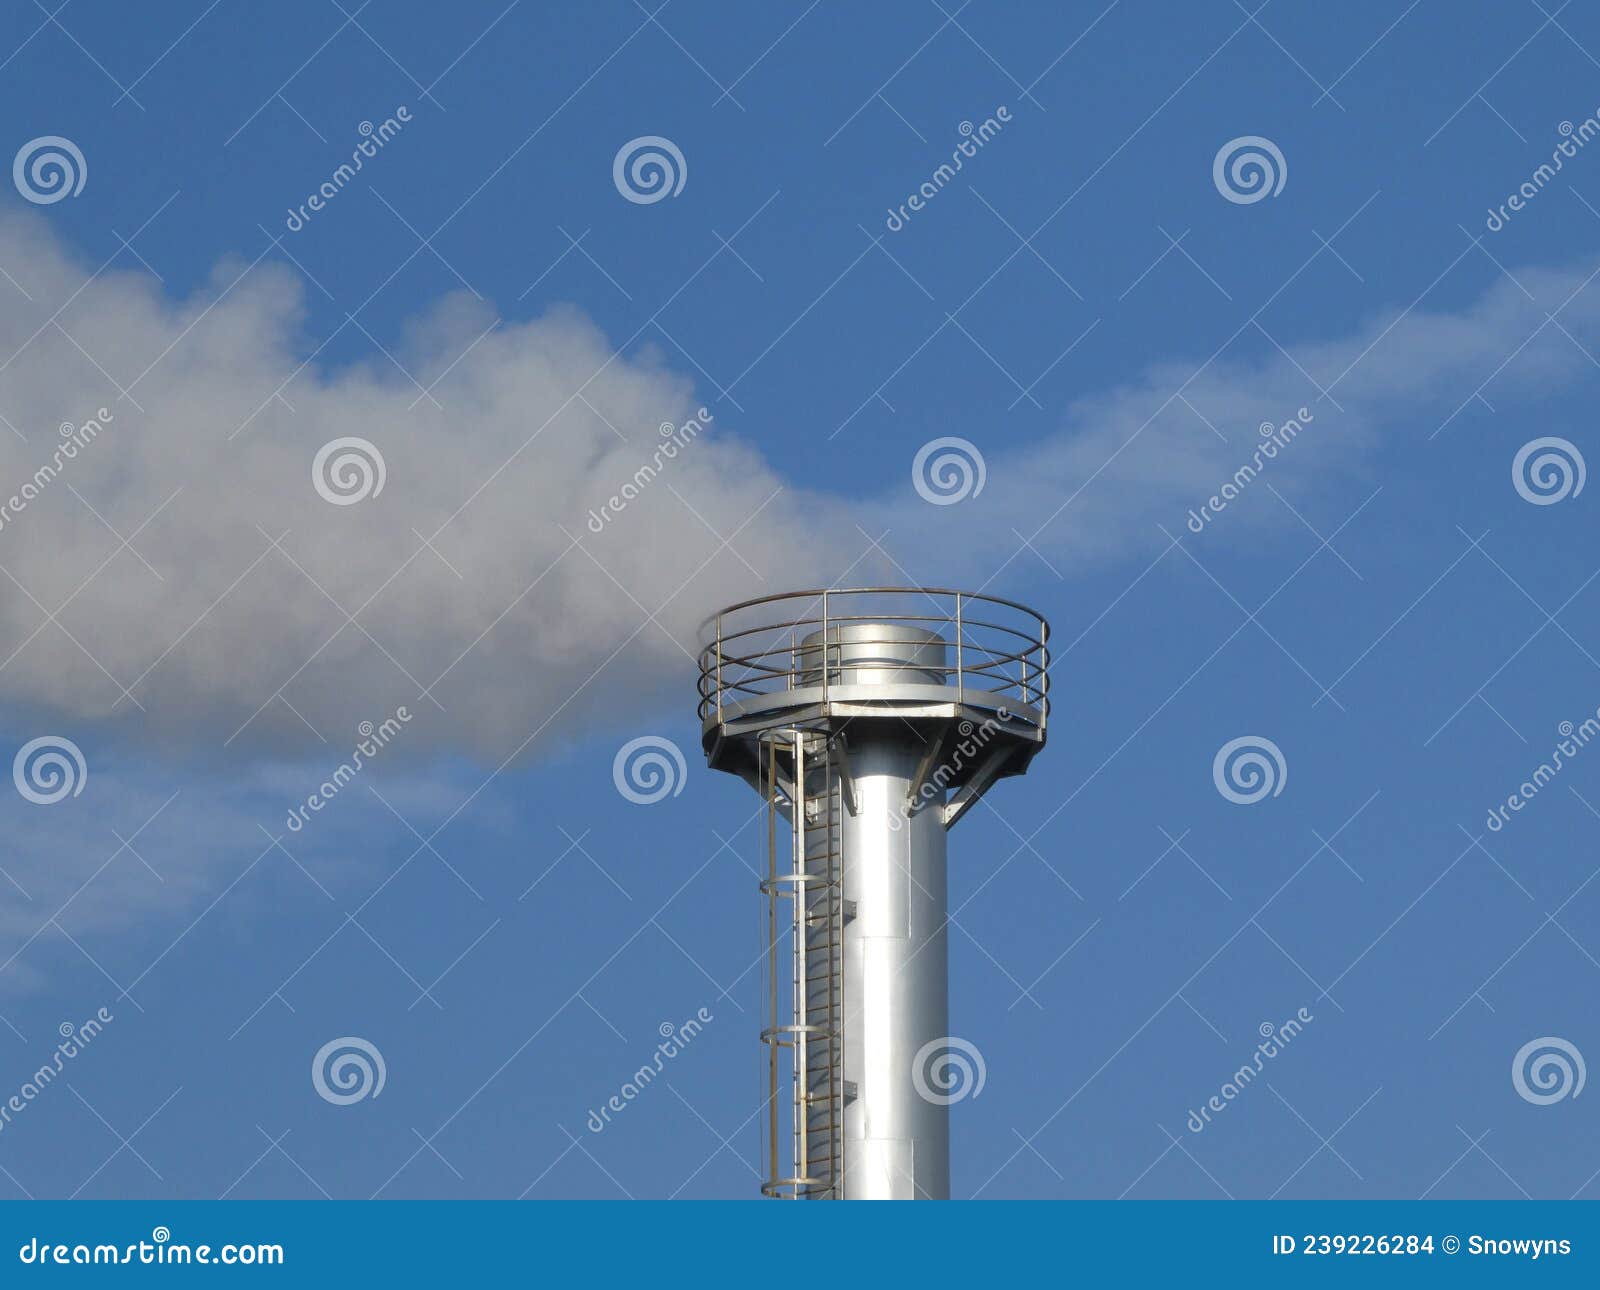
[697,588,1049,1199]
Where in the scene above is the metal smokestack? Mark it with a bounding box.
[697,588,1049,1199]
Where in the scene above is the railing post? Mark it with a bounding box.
[787,594,801,694]
[1040,616,1049,730]
[821,590,830,695]
[715,614,724,724]
[955,593,964,707]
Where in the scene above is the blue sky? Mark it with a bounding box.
[0,0,1597,1201]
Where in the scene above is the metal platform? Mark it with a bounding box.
[698,588,1050,829]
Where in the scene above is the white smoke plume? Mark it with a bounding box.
[0,212,862,759]
[0,212,1594,763]
[877,261,1600,578]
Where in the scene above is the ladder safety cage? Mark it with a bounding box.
[758,727,846,1199]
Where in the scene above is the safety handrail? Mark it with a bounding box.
[700,588,1050,731]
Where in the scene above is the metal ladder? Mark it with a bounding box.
[759,727,845,1199]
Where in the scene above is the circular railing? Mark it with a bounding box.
[697,587,1049,729]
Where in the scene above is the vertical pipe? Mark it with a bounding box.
[838,735,949,1199]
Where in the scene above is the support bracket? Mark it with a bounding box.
[941,746,1012,830]
[830,732,859,816]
